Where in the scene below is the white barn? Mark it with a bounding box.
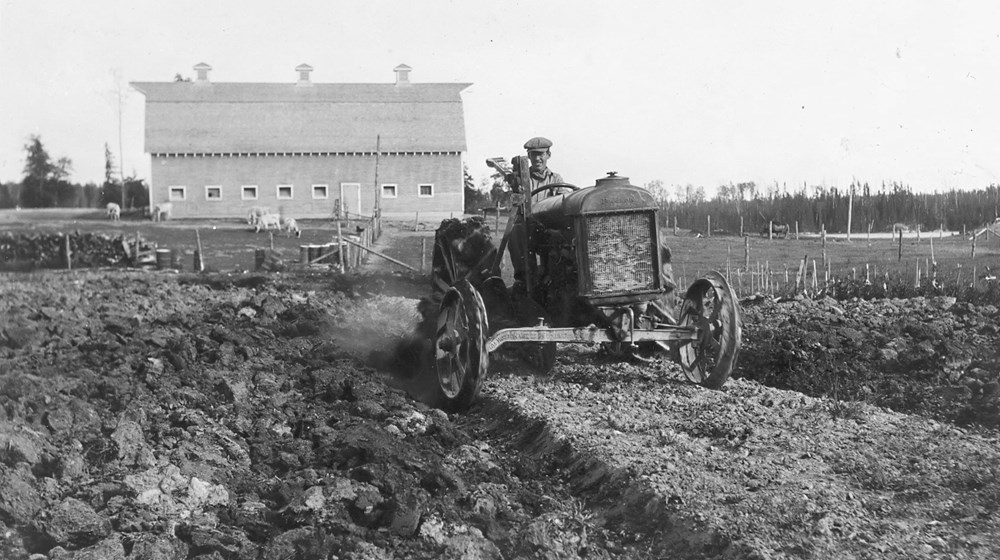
[131,63,471,220]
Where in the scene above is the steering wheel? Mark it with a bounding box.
[530,182,579,197]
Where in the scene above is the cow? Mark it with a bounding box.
[106,202,121,221]
[282,217,301,238]
[760,222,789,239]
[255,213,281,232]
[152,202,173,222]
[247,206,272,227]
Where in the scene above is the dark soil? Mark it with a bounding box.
[0,271,655,559]
[1,266,999,559]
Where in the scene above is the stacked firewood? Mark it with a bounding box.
[0,232,133,270]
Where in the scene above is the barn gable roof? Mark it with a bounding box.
[130,82,471,154]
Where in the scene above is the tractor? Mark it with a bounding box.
[420,155,741,411]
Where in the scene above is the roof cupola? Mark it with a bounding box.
[394,64,412,86]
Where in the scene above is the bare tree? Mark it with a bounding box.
[105,68,130,207]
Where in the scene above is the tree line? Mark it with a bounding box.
[656,180,1000,235]
[477,171,1000,234]
[0,135,148,210]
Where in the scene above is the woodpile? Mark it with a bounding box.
[0,231,134,270]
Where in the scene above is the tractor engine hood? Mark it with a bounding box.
[530,172,659,230]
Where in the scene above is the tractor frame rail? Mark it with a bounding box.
[486,324,700,353]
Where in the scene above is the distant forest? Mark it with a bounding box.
[0,136,149,211]
[0,178,149,211]
[658,181,1000,235]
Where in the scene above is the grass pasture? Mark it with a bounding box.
[0,208,367,272]
[2,208,1000,300]
[479,212,1000,298]
[666,229,1000,298]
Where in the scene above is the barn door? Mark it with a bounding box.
[340,183,362,218]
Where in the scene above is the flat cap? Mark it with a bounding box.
[523,137,553,151]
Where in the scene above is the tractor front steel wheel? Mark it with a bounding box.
[677,271,741,389]
[434,279,489,411]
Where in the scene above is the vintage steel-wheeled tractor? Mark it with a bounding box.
[424,156,741,411]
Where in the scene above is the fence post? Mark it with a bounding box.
[744,236,750,270]
[673,214,678,236]
[898,230,903,261]
[847,185,853,242]
[194,229,205,272]
[821,228,827,271]
[350,232,357,268]
[769,220,773,241]
[707,215,711,238]
[337,222,345,273]
[421,238,427,273]
[64,234,72,270]
[739,215,744,237]
[795,221,799,240]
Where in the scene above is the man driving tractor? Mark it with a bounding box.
[414,140,741,411]
[507,136,570,287]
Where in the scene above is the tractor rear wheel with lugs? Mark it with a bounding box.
[433,279,489,411]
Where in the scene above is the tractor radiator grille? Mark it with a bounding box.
[584,212,657,296]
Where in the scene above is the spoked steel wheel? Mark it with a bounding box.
[434,279,489,411]
[677,271,741,389]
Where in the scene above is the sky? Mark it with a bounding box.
[1,0,999,196]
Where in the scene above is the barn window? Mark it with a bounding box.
[381,184,397,198]
[418,184,434,198]
[168,186,186,201]
[242,185,258,200]
[312,184,329,199]
[205,186,222,200]
[277,185,293,199]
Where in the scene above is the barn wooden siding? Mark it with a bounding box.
[133,64,470,220]
[150,152,463,219]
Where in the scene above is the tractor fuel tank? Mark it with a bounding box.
[530,172,659,230]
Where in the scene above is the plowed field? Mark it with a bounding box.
[1,226,999,559]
